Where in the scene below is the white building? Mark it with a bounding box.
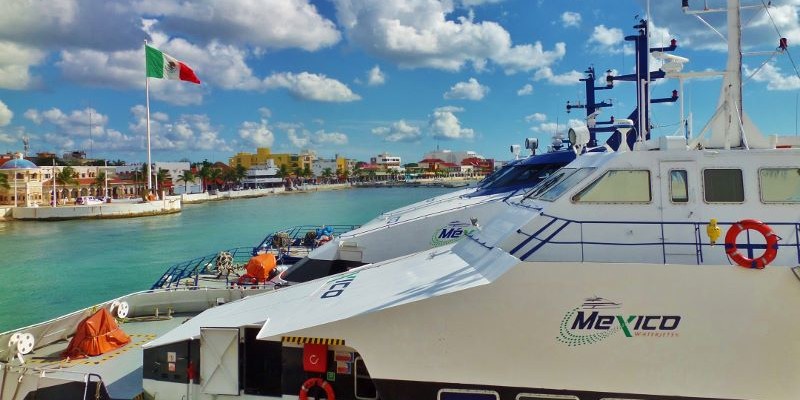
[311,158,338,178]
[370,152,402,171]
[243,160,283,189]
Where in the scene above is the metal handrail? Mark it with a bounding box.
[251,224,361,254]
[504,213,800,265]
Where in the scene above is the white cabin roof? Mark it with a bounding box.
[145,241,518,348]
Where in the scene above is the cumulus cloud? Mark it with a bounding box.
[372,120,422,142]
[128,105,231,152]
[136,0,341,51]
[590,25,623,47]
[561,12,581,28]
[533,67,583,85]
[530,118,583,133]
[429,106,474,140]
[0,41,46,90]
[25,107,108,137]
[334,0,565,73]
[265,72,361,102]
[444,78,489,100]
[517,83,533,96]
[745,62,800,91]
[525,113,546,123]
[258,107,272,118]
[287,127,349,148]
[367,65,386,86]
[0,100,13,126]
[239,119,275,148]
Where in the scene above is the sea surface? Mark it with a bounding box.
[0,187,455,331]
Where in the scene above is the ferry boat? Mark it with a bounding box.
[141,2,800,400]
[2,2,778,399]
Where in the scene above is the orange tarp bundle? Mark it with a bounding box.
[246,253,277,282]
[63,308,131,359]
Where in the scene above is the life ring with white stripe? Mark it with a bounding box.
[299,377,335,400]
[724,219,779,269]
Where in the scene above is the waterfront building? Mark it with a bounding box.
[311,155,350,181]
[0,153,44,206]
[370,152,402,172]
[242,160,283,189]
[422,149,483,165]
[229,147,316,174]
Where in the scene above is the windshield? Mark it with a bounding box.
[477,162,516,188]
[525,167,596,201]
[481,163,564,190]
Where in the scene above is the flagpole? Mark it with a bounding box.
[145,39,153,194]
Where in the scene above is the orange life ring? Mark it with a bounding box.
[236,274,258,286]
[724,219,779,269]
[299,377,335,400]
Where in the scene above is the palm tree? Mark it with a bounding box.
[302,165,312,181]
[94,171,107,197]
[177,169,196,194]
[198,164,212,192]
[321,168,333,184]
[222,168,237,190]
[209,168,223,191]
[234,164,247,186]
[155,168,169,195]
[277,165,288,179]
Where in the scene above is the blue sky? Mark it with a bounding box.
[1,0,800,164]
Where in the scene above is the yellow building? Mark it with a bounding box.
[229,148,316,175]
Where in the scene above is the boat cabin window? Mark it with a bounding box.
[438,389,499,400]
[670,170,688,203]
[572,170,651,203]
[759,168,800,203]
[526,167,595,201]
[703,169,744,203]
[517,395,580,400]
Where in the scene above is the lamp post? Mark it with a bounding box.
[104,160,108,201]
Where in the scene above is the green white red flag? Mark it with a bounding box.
[145,45,200,84]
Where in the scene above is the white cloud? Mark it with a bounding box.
[561,12,581,28]
[517,83,533,96]
[745,62,800,91]
[128,105,231,152]
[57,48,142,89]
[258,107,272,118]
[0,100,13,126]
[136,0,341,51]
[0,41,46,90]
[372,120,422,142]
[239,119,275,148]
[286,127,349,148]
[264,72,361,102]
[444,78,489,100]
[334,0,564,73]
[367,65,386,86]
[590,25,623,47]
[429,106,474,140]
[24,107,108,137]
[533,67,583,85]
[531,118,583,133]
[525,113,546,123]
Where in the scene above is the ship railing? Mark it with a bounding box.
[0,366,109,399]
[150,247,255,289]
[251,224,361,255]
[494,212,800,265]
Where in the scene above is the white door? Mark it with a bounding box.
[659,161,701,264]
[201,327,239,395]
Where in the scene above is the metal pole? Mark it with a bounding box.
[13,169,17,207]
[145,40,153,193]
[52,158,56,207]
[104,160,108,200]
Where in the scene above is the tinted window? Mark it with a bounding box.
[703,169,744,202]
[537,168,596,202]
[573,170,651,203]
[670,170,688,203]
[759,168,800,203]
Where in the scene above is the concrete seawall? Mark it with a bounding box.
[11,198,181,221]
[176,183,351,204]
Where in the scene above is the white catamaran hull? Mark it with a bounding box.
[285,259,800,400]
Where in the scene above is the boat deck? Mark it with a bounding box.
[3,313,195,399]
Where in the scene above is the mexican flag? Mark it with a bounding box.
[145,45,200,84]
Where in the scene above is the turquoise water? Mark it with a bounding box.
[0,187,454,331]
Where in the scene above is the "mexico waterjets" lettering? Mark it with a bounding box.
[571,311,681,337]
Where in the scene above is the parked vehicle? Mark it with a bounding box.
[76,196,103,205]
